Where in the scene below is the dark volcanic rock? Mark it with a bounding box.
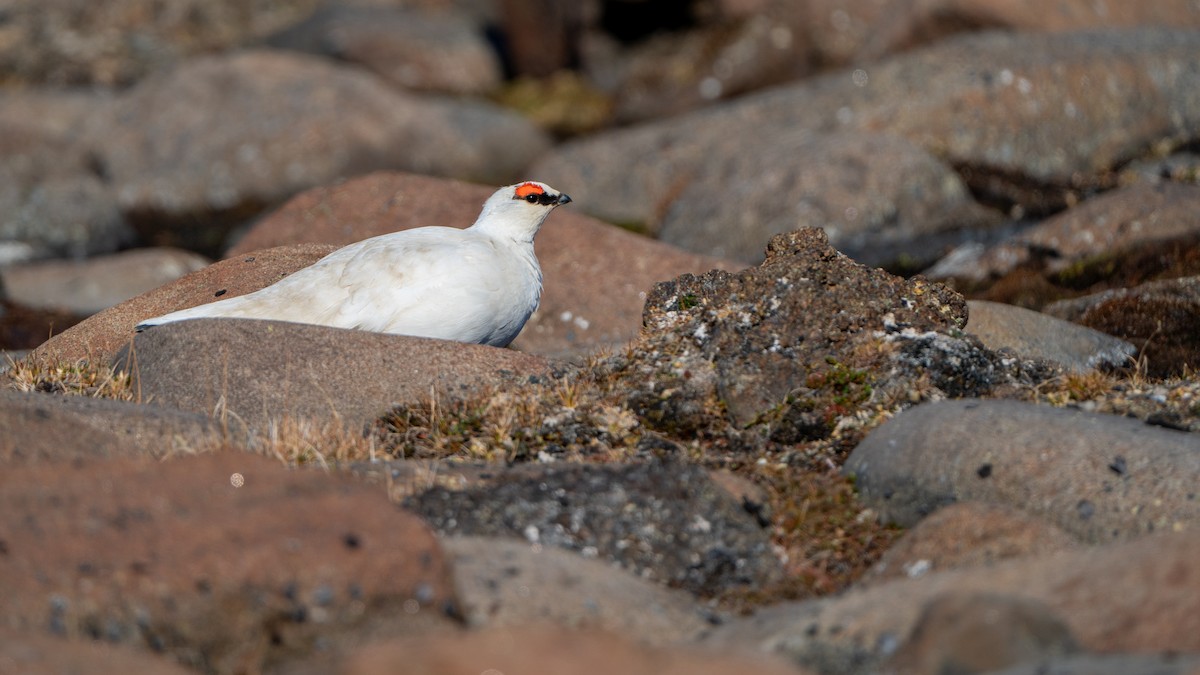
[1043,275,1200,378]
[845,399,1200,542]
[408,460,780,597]
[622,228,1034,435]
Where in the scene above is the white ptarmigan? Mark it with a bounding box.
[136,181,571,347]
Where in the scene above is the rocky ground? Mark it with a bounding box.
[2,1,1199,674]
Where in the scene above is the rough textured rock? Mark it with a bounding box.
[884,592,1080,675]
[443,535,713,643]
[408,461,781,597]
[860,501,1080,586]
[118,318,551,433]
[229,172,737,359]
[931,183,1200,285]
[0,388,223,463]
[1043,276,1200,378]
[706,532,1200,674]
[267,6,502,95]
[30,244,336,365]
[845,399,1200,542]
[534,29,1200,229]
[965,300,1135,373]
[85,50,549,252]
[1,248,210,315]
[620,228,1031,436]
[341,624,813,675]
[657,131,1003,267]
[0,452,459,674]
[0,627,196,675]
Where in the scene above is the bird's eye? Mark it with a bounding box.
[525,193,539,203]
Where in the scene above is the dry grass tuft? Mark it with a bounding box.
[5,355,135,400]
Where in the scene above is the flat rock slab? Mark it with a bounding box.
[0,452,458,674]
[844,399,1200,542]
[229,171,737,359]
[343,624,812,675]
[966,300,1135,373]
[30,243,337,365]
[118,318,551,433]
[706,532,1200,674]
[0,388,222,463]
[985,653,1200,675]
[408,461,781,597]
[443,535,713,644]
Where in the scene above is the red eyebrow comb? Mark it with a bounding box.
[515,182,545,198]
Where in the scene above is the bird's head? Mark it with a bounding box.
[471,181,572,242]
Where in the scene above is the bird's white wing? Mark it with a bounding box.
[329,228,538,345]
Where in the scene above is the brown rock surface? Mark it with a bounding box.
[0,452,458,674]
[341,624,812,675]
[0,627,196,675]
[228,172,736,358]
[443,536,713,643]
[119,318,551,433]
[0,388,222,464]
[29,243,336,365]
[862,501,1080,585]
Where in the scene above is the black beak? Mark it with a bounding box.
[557,193,572,205]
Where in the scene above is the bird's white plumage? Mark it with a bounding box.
[137,181,571,347]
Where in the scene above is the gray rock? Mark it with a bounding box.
[115,318,552,434]
[966,300,1135,373]
[1,248,209,315]
[408,461,781,597]
[443,535,714,643]
[85,50,549,252]
[703,532,1200,674]
[658,132,1003,267]
[0,92,132,258]
[844,399,1200,542]
[535,29,1200,229]
[268,6,502,95]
